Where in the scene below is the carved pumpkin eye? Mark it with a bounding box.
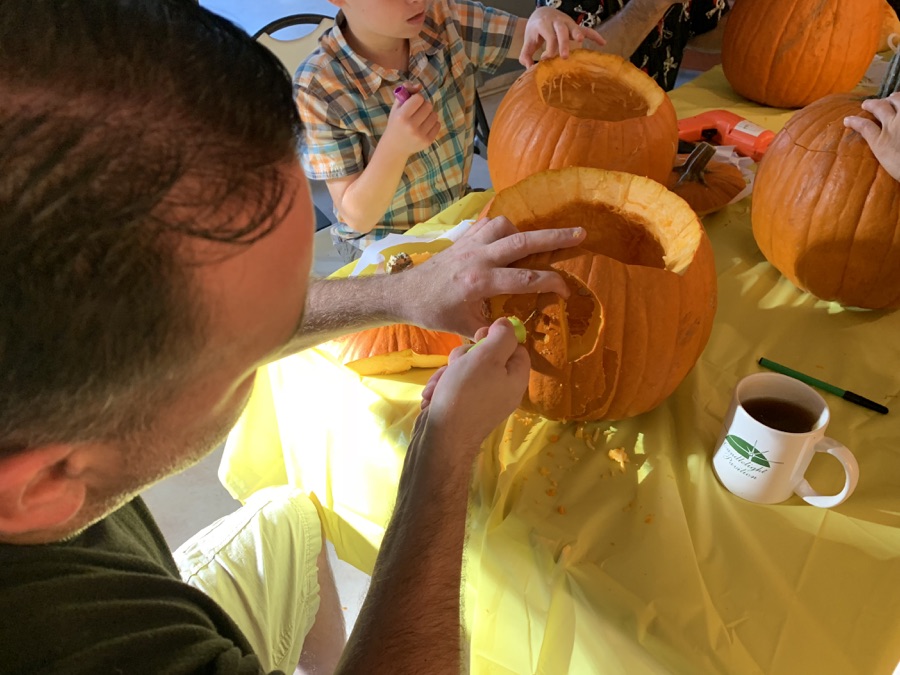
[486,168,718,422]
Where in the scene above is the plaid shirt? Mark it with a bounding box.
[296,0,516,249]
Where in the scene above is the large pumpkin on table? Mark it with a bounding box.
[721,0,881,108]
[752,81,900,310]
[486,51,678,192]
[485,168,717,422]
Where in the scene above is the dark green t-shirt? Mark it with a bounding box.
[0,498,281,675]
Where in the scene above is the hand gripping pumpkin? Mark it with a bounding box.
[721,0,881,109]
[751,57,900,310]
[486,50,678,192]
[485,168,717,422]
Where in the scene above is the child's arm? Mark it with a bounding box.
[511,6,606,67]
[327,87,439,234]
[844,93,900,181]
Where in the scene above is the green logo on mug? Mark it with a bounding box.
[725,435,771,468]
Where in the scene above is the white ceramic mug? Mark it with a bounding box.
[712,373,859,507]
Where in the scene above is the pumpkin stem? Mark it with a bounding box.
[672,142,717,188]
[877,49,900,99]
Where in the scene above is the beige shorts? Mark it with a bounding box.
[173,486,323,673]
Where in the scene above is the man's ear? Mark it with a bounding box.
[329,0,346,9]
[0,446,87,536]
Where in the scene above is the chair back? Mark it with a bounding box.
[252,14,334,77]
[252,14,335,231]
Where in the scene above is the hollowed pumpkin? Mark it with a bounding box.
[319,324,463,376]
[752,59,900,310]
[667,143,746,216]
[486,50,678,192]
[721,0,881,108]
[485,168,717,422]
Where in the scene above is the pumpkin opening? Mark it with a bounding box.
[538,72,646,120]
[534,52,663,121]
[514,203,667,269]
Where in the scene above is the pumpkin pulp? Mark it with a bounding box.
[537,68,652,121]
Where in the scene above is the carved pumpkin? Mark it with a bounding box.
[721,0,881,108]
[485,168,717,422]
[752,60,900,309]
[319,324,463,376]
[487,50,678,192]
[667,143,746,216]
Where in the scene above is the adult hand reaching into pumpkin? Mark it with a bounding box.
[283,217,586,358]
[397,216,586,337]
[844,92,900,181]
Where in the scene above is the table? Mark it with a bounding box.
[220,67,900,674]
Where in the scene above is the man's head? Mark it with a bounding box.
[0,0,314,542]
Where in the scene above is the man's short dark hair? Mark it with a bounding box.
[0,0,303,452]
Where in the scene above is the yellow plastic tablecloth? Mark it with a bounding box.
[220,68,900,674]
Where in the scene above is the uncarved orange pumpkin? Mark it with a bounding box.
[667,143,746,216]
[485,168,717,422]
[721,0,881,108]
[487,51,678,192]
[319,324,462,376]
[752,88,900,309]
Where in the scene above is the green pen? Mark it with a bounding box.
[758,357,889,415]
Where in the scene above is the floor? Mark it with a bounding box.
[150,0,706,646]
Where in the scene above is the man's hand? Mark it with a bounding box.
[410,318,529,473]
[844,92,900,182]
[396,216,586,338]
[382,84,440,158]
[518,7,606,67]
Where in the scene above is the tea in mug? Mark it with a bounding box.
[742,397,820,434]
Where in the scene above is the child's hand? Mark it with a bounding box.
[383,83,440,158]
[417,318,530,452]
[519,6,606,68]
[844,92,900,182]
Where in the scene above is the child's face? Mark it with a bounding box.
[335,0,433,40]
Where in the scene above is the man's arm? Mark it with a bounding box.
[588,0,680,59]
[336,318,531,673]
[276,217,586,355]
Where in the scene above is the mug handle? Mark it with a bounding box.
[793,438,860,508]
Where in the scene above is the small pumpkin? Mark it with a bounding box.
[486,50,678,192]
[485,167,717,422]
[721,0,881,108]
[879,0,900,52]
[667,142,746,216]
[319,324,462,376]
[751,54,900,309]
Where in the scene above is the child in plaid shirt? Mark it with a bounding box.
[297,0,603,262]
